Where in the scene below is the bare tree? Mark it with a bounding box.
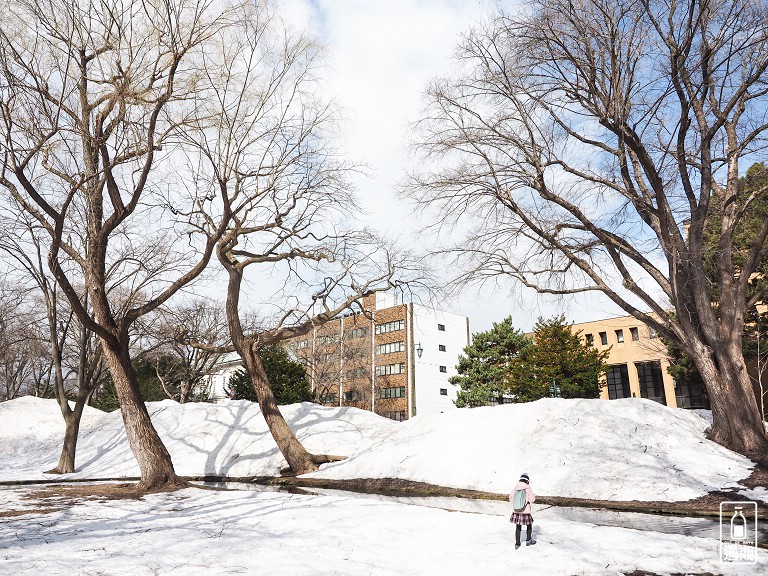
[0,280,43,400]
[182,9,425,474]
[0,213,108,473]
[0,0,252,488]
[410,0,768,456]
[146,300,228,403]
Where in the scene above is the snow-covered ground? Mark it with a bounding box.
[0,396,765,574]
[0,396,755,502]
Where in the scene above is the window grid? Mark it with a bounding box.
[376,341,405,355]
[375,363,406,376]
[346,327,369,340]
[375,320,404,334]
[379,386,406,399]
[439,365,447,373]
[606,364,631,399]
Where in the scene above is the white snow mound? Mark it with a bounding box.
[0,396,754,502]
[306,397,754,502]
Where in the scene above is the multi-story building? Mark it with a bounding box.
[284,292,469,420]
[571,315,708,409]
[204,293,470,420]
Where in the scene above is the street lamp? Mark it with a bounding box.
[416,341,423,359]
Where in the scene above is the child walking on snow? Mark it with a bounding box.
[509,472,536,549]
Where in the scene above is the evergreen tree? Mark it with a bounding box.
[225,344,313,405]
[451,317,532,407]
[511,316,609,401]
[91,358,171,412]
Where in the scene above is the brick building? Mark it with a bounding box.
[284,293,469,420]
[205,293,470,420]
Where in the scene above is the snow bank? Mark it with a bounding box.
[0,398,397,482]
[307,398,754,502]
[0,396,755,502]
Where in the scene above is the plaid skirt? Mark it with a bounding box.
[509,512,533,525]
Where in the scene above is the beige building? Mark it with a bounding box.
[572,315,707,409]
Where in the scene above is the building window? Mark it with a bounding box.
[375,363,405,376]
[379,386,406,399]
[585,333,594,346]
[636,361,666,405]
[440,388,447,395]
[649,327,658,339]
[438,344,446,352]
[346,367,369,380]
[383,410,407,421]
[675,377,708,409]
[343,390,363,402]
[599,332,608,346]
[606,364,631,399]
[630,327,639,341]
[615,329,624,343]
[439,365,447,373]
[346,327,369,340]
[316,352,336,363]
[296,340,309,349]
[375,320,404,334]
[317,334,338,345]
[376,341,405,355]
[320,393,338,404]
[437,323,446,331]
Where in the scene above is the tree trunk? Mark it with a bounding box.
[243,349,319,475]
[46,408,82,474]
[693,340,768,458]
[101,343,185,489]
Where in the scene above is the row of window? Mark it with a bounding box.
[319,387,451,406]
[379,386,406,399]
[376,320,404,334]
[605,361,666,404]
[375,363,406,376]
[347,327,368,339]
[376,341,405,355]
[296,321,450,348]
[586,326,656,347]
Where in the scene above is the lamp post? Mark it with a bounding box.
[410,341,423,419]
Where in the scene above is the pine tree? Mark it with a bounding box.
[511,316,609,401]
[225,344,313,405]
[451,317,532,407]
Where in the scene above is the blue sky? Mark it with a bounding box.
[279,0,628,332]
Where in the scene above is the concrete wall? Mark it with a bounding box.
[571,315,677,407]
[412,305,470,416]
